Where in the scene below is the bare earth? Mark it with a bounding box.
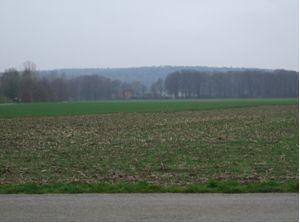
[0,193,298,221]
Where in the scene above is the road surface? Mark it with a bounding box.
[0,193,298,221]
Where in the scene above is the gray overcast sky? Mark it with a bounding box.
[0,0,298,71]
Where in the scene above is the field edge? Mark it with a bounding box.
[0,180,298,194]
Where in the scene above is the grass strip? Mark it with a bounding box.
[0,180,298,194]
[0,98,298,118]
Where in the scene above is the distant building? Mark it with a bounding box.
[121,89,133,99]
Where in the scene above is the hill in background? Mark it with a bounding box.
[39,65,268,88]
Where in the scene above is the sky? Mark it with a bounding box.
[0,0,298,71]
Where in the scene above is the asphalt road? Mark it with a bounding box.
[0,193,298,221]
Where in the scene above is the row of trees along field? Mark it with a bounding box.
[0,62,149,102]
[0,62,298,102]
[165,69,298,98]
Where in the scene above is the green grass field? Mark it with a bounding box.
[0,98,297,118]
[0,99,298,193]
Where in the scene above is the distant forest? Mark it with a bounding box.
[165,69,298,98]
[39,65,256,88]
[0,62,298,102]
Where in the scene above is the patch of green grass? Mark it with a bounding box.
[0,180,297,194]
[0,98,297,118]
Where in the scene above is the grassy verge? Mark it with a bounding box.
[0,180,298,194]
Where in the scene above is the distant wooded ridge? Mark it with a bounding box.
[0,63,298,102]
[39,65,269,88]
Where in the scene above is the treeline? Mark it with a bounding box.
[40,65,251,88]
[165,70,298,98]
[0,63,298,102]
[0,63,149,102]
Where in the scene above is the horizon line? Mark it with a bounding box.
[1,64,298,73]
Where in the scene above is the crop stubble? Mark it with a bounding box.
[0,105,298,185]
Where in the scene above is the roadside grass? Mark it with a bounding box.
[0,98,297,118]
[0,180,298,194]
